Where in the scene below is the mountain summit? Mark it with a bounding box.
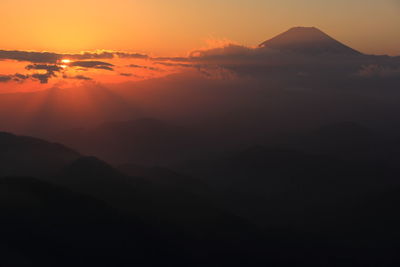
[259,27,362,55]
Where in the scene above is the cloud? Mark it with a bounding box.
[189,44,253,59]
[155,62,202,68]
[25,64,63,72]
[154,61,212,74]
[0,50,148,64]
[19,60,114,84]
[0,54,130,84]
[152,61,236,80]
[0,72,53,84]
[151,57,189,62]
[114,52,149,59]
[65,51,148,61]
[119,73,145,78]
[0,50,61,63]
[149,41,399,82]
[0,75,12,82]
[67,51,114,60]
[63,51,148,60]
[14,73,30,80]
[70,61,114,71]
[151,44,276,72]
[0,73,30,83]
[63,74,93,80]
[94,66,114,71]
[31,72,56,84]
[74,75,92,80]
[24,63,64,83]
[127,64,160,71]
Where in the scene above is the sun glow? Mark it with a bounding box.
[60,59,72,68]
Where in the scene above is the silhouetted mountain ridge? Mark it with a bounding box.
[0,132,81,176]
[259,26,362,55]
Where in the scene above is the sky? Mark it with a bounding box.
[0,0,399,56]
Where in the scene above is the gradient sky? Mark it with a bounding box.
[1,0,399,55]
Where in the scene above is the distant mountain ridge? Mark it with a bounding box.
[259,26,362,55]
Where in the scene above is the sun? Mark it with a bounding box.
[60,59,72,69]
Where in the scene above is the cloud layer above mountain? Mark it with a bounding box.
[0,27,399,90]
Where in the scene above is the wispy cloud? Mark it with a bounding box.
[70,61,114,71]
[127,64,160,71]
[63,74,93,81]
[120,73,133,77]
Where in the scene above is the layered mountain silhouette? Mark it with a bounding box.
[259,26,362,55]
[0,131,265,266]
[3,127,400,266]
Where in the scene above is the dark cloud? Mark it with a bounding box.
[155,62,202,68]
[0,50,61,63]
[154,61,231,79]
[1,70,92,84]
[74,75,92,80]
[67,51,114,60]
[127,64,160,71]
[1,58,119,84]
[62,51,148,61]
[150,41,400,82]
[93,66,114,71]
[70,61,114,71]
[0,50,148,64]
[14,73,30,80]
[120,73,133,77]
[114,52,149,59]
[31,72,56,84]
[25,64,63,72]
[151,57,189,62]
[0,73,30,83]
[63,74,93,80]
[0,75,12,82]
[66,51,147,61]
[120,73,144,78]
[24,63,63,84]
[0,49,150,84]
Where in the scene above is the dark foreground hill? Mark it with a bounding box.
[0,132,266,266]
[0,177,157,266]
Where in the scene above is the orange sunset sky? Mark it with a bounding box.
[1,0,399,56]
